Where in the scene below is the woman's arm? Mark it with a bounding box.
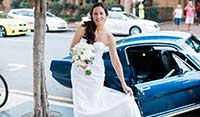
[107,34,133,96]
[69,25,85,50]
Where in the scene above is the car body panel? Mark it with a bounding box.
[135,72,200,116]
[49,31,200,116]
[82,11,160,35]
[50,56,72,87]
[105,12,160,35]
[0,11,30,36]
[8,8,68,31]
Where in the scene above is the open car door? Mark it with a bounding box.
[126,46,200,116]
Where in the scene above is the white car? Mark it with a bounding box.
[8,8,68,32]
[82,11,160,35]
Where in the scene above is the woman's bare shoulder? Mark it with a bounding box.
[105,31,115,45]
[75,25,86,37]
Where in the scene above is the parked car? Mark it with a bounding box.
[110,6,123,12]
[81,11,160,35]
[0,11,30,37]
[50,31,200,116]
[8,8,68,32]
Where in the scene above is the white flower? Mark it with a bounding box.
[70,42,95,76]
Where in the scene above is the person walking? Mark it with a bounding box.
[184,1,195,32]
[196,2,200,25]
[173,4,183,31]
[70,2,141,117]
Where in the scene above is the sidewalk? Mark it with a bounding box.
[159,21,200,36]
[0,93,74,117]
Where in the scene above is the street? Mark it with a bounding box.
[0,31,123,99]
[0,32,74,100]
[0,21,200,116]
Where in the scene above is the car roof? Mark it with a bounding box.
[9,8,55,17]
[117,31,191,46]
[9,8,34,12]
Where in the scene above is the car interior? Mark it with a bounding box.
[126,45,194,84]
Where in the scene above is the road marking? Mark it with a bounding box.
[9,89,73,104]
[8,64,26,71]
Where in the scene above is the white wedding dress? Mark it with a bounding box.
[71,41,141,117]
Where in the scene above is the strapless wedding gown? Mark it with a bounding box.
[71,41,141,117]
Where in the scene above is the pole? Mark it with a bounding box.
[132,0,136,16]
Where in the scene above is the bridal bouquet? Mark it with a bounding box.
[70,42,95,76]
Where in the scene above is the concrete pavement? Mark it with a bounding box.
[0,20,199,117]
[159,21,200,36]
[0,92,74,117]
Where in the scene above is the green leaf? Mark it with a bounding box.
[85,69,92,76]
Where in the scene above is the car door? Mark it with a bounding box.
[103,47,134,92]
[134,51,200,117]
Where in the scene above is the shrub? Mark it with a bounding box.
[48,3,63,16]
[11,0,32,8]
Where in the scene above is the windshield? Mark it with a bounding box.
[185,35,200,53]
[184,35,200,66]
[47,12,56,17]
[122,12,138,19]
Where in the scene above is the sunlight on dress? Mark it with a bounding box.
[71,40,141,117]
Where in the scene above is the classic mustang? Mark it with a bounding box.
[50,31,200,117]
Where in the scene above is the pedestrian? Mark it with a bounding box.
[184,1,195,32]
[70,2,141,117]
[196,2,200,25]
[173,4,183,31]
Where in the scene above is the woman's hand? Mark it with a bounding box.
[80,65,88,70]
[122,84,133,96]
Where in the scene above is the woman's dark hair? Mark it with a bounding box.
[82,2,108,44]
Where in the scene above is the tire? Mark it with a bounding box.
[0,26,6,37]
[45,24,49,32]
[129,26,141,35]
[0,74,9,108]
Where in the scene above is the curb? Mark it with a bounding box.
[8,89,73,104]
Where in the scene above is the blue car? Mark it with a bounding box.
[50,31,200,117]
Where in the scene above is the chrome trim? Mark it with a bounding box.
[147,103,200,117]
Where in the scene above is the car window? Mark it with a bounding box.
[185,35,200,53]
[13,10,56,18]
[172,53,195,73]
[123,13,138,19]
[126,46,188,84]
[46,12,55,17]
[108,12,124,20]
[15,10,34,17]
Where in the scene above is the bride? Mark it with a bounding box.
[70,2,141,117]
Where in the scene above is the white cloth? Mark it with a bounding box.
[71,41,141,117]
[174,8,183,18]
[185,16,194,24]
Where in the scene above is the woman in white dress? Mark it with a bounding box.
[70,2,141,117]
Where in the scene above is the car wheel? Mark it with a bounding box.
[129,26,141,35]
[0,26,6,37]
[45,24,49,32]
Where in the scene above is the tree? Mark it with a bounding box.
[33,0,49,116]
[124,0,131,13]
